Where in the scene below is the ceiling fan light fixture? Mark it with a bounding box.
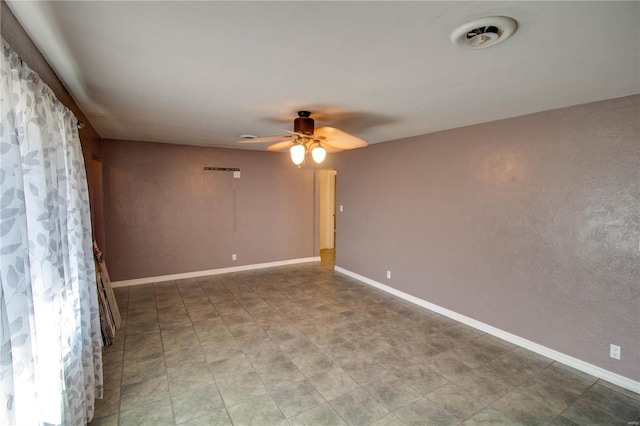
[237,110,368,166]
[290,143,306,166]
[311,145,326,163]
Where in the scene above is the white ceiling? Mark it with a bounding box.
[7,1,640,149]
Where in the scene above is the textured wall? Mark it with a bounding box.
[103,140,316,281]
[335,95,640,380]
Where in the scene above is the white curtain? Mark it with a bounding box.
[0,40,103,425]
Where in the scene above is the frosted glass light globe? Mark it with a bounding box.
[290,144,305,165]
[311,146,326,163]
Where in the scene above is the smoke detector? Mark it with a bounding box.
[451,16,517,49]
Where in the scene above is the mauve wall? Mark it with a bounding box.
[335,95,639,380]
[103,140,316,281]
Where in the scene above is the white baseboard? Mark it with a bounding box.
[334,265,640,395]
[111,257,321,288]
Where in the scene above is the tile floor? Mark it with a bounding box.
[91,252,640,425]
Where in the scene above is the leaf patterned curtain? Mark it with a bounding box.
[0,39,103,425]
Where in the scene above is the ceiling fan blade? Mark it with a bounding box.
[280,129,322,140]
[315,127,368,150]
[237,135,293,144]
[322,144,344,154]
[267,140,295,152]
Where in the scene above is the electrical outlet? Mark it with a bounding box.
[386,271,391,279]
[232,254,237,261]
[610,344,621,360]
[340,205,344,212]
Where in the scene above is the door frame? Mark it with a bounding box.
[314,169,337,255]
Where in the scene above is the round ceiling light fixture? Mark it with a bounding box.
[451,16,517,49]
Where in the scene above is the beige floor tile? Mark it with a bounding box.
[121,355,166,386]
[270,379,326,418]
[291,351,337,377]
[88,413,118,426]
[288,403,347,426]
[208,352,255,379]
[93,386,120,419]
[516,376,581,414]
[365,374,421,411]
[330,388,390,425]
[394,396,458,426]
[461,407,519,425]
[119,399,174,426]
[579,382,640,421]
[120,375,170,412]
[97,256,615,426]
[394,363,449,396]
[171,383,224,424]
[167,364,214,396]
[226,394,288,425]
[491,389,559,425]
[308,367,360,401]
[369,413,406,426]
[217,371,270,407]
[426,382,488,420]
[177,409,232,426]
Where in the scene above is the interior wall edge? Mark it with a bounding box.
[334,265,640,395]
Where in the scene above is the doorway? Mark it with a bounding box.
[317,169,337,266]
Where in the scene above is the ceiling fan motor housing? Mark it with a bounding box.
[294,111,315,135]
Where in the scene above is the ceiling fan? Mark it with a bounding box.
[237,111,368,166]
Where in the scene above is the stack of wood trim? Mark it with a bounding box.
[95,260,121,345]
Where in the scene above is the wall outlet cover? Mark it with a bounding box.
[610,344,621,360]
